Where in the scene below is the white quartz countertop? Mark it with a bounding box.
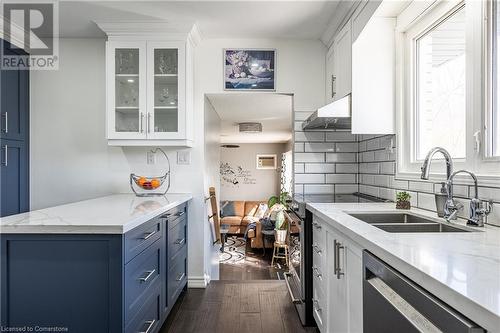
[0,193,192,234]
[306,202,500,333]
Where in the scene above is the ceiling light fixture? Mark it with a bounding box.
[239,122,262,133]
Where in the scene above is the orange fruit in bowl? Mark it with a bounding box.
[137,177,147,187]
[151,178,161,189]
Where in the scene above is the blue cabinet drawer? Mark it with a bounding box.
[125,283,161,333]
[162,204,186,229]
[125,238,161,323]
[167,247,187,307]
[168,216,186,262]
[125,216,162,263]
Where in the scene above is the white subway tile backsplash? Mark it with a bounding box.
[294,163,305,173]
[390,177,409,190]
[336,184,359,194]
[305,163,336,173]
[360,174,375,185]
[294,184,304,195]
[379,136,394,149]
[379,188,395,201]
[373,175,391,187]
[294,142,304,153]
[305,143,336,152]
[374,150,389,161]
[432,183,468,198]
[361,151,375,162]
[359,141,367,152]
[486,203,500,227]
[380,162,395,175]
[336,163,358,173]
[295,173,325,184]
[476,186,500,203]
[359,163,379,174]
[304,184,335,194]
[367,139,380,150]
[294,131,325,142]
[326,132,357,142]
[417,192,436,211]
[326,174,357,184]
[409,181,434,193]
[335,142,358,153]
[326,153,357,163]
[294,121,303,131]
[360,185,379,197]
[295,153,325,163]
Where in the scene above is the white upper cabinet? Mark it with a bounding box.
[98,23,196,147]
[332,20,352,101]
[351,16,396,134]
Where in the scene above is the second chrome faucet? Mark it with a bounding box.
[420,147,492,226]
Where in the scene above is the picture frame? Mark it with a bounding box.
[223,48,276,91]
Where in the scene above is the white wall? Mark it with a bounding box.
[220,143,286,201]
[203,97,221,280]
[29,36,326,284]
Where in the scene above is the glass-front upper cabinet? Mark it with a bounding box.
[107,42,146,139]
[106,40,188,145]
[147,42,186,140]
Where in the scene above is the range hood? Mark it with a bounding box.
[302,94,351,130]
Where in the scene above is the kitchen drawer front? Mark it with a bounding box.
[125,216,163,263]
[125,284,161,333]
[168,216,187,261]
[167,247,187,307]
[124,239,161,323]
[312,284,327,333]
[163,204,187,229]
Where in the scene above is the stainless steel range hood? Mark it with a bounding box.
[302,94,351,130]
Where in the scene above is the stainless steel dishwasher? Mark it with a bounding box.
[363,251,484,333]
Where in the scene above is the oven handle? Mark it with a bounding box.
[284,272,303,304]
[366,276,441,332]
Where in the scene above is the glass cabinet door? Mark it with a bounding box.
[147,42,185,139]
[108,42,146,139]
[153,48,178,133]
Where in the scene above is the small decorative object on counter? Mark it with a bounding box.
[130,148,171,197]
[396,191,411,210]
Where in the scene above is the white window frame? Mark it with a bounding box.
[396,0,500,186]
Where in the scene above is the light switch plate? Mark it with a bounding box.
[147,151,156,165]
[177,150,191,165]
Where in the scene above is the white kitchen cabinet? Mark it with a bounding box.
[312,214,363,333]
[332,20,352,100]
[351,16,395,134]
[99,23,195,147]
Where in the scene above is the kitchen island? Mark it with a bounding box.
[307,202,500,333]
[0,193,192,333]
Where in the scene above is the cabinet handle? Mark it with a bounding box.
[313,266,322,279]
[334,239,344,279]
[1,145,7,166]
[331,75,336,99]
[313,244,322,254]
[147,113,151,133]
[176,211,185,217]
[312,299,322,312]
[140,113,144,133]
[139,269,156,283]
[174,238,186,245]
[312,222,322,229]
[176,272,185,281]
[139,319,156,333]
[141,230,157,240]
[2,112,7,133]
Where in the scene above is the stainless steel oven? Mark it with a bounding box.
[284,193,388,326]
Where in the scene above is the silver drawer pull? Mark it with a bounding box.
[312,299,322,312]
[1,145,7,167]
[312,222,322,229]
[313,266,322,279]
[176,211,185,217]
[2,112,7,133]
[313,245,322,254]
[175,272,185,281]
[141,230,157,240]
[174,238,185,245]
[139,269,156,283]
[139,319,155,333]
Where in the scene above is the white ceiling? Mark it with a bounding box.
[206,93,293,144]
[59,1,341,39]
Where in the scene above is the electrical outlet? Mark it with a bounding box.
[177,151,191,165]
[147,151,156,165]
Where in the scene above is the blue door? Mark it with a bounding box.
[0,39,29,217]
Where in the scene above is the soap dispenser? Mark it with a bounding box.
[434,182,447,217]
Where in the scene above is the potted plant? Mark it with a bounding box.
[274,210,288,243]
[396,191,411,210]
[268,192,289,243]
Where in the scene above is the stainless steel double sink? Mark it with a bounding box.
[348,213,475,233]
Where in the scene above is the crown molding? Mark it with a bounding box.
[94,21,200,41]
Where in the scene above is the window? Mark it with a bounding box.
[415,6,466,160]
[398,0,500,182]
[489,0,500,157]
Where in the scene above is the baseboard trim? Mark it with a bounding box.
[188,274,210,288]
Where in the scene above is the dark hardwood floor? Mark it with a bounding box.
[159,281,318,333]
